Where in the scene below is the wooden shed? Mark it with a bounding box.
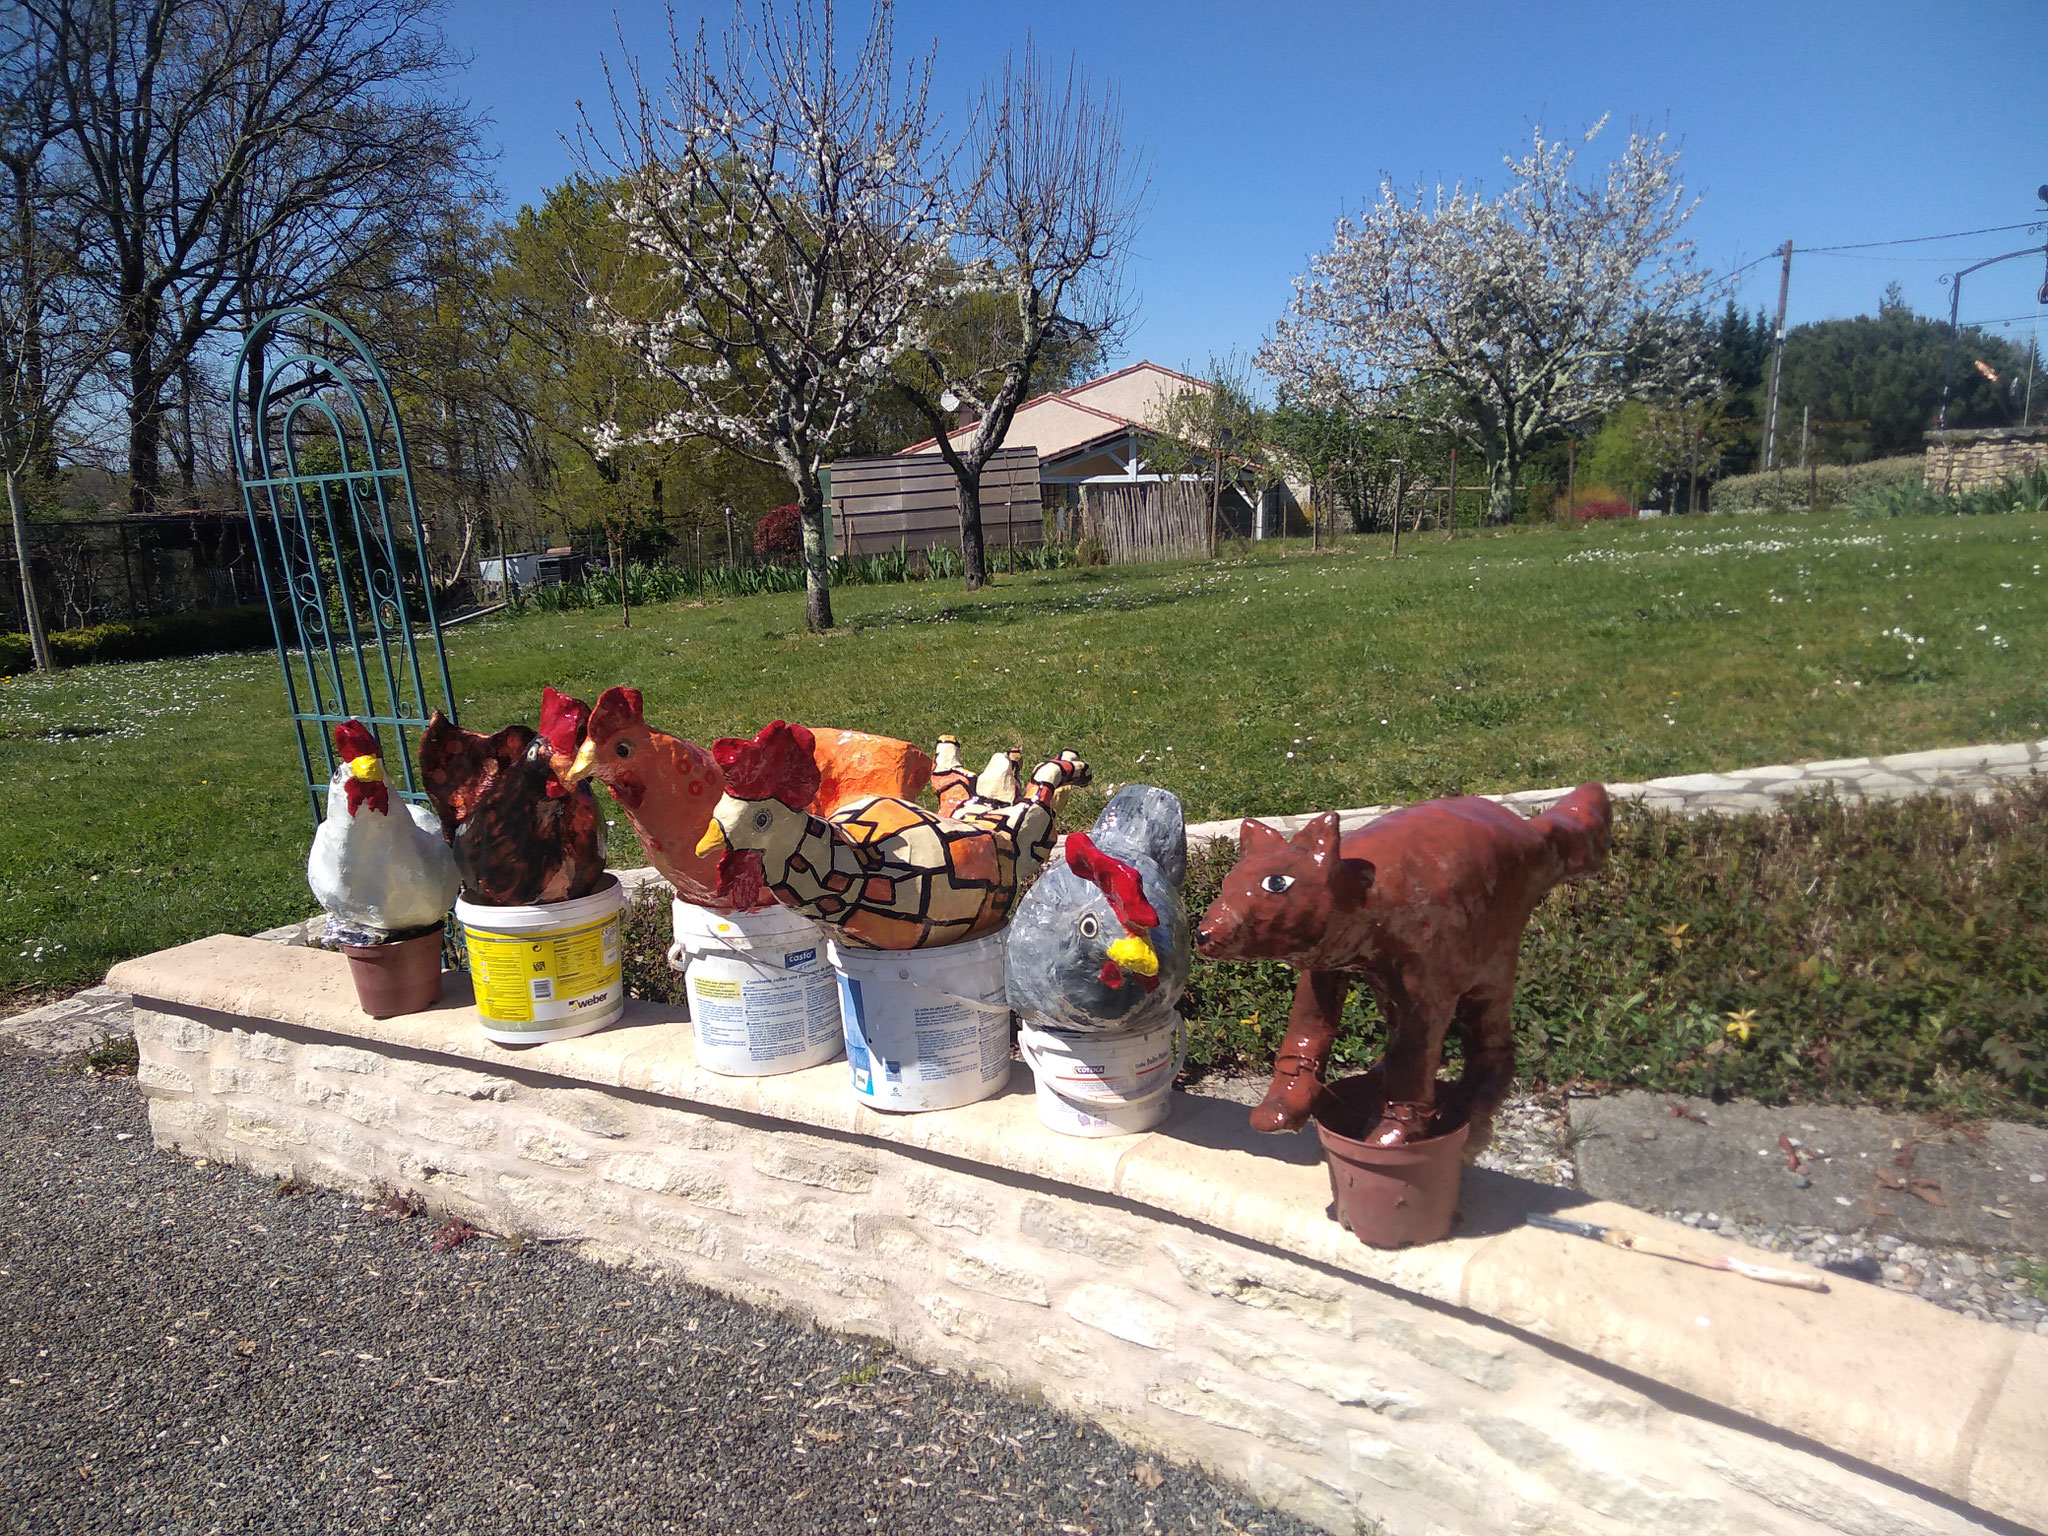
[825,448,1044,556]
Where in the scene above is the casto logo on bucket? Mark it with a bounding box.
[784,947,817,969]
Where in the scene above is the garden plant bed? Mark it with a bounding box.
[109,934,2045,1536]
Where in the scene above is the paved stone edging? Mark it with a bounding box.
[1183,737,2048,847]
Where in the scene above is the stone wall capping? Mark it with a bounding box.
[108,933,2047,1535]
[1183,739,2047,849]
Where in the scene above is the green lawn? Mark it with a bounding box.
[6,506,2047,1005]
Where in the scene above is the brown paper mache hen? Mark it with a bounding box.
[418,687,608,906]
[1195,784,1611,1155]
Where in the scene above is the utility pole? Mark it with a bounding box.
[1762,241,1794,470]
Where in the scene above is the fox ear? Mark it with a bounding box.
[1293,811,1343,870]
[1239,818,1288,857]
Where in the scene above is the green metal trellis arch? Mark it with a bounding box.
[231,307,458,829]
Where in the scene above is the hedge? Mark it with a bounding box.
[1711,454,1924,515]
[0,603,276,674]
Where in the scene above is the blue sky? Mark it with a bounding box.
[444,1,2048,379]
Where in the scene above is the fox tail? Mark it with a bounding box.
[1532,781,1613,880]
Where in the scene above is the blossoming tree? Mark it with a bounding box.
[585,0,954,631]
[1259,121,1707,526]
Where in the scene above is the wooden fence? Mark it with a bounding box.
[1080,479,1214,563]
[826,448,1043,556]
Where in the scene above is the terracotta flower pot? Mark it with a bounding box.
[1312,1070,1469,1249]
[342,929,445,1019]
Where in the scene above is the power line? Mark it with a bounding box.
[1799,220,2045,254]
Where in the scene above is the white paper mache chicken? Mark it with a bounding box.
[308,719,462,946]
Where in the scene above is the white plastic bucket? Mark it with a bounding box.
[457,875,626,1046]
[827,931,1012,1113]
[669,900,843,1077]
[1018,1015,1186,1137]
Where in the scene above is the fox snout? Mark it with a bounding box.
[1194,913,1237,959]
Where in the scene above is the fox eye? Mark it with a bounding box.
[1260,874,1294,894]
[1077,914,1099,940]
[614,740,633,759]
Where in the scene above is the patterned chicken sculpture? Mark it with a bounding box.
[561,686,936,913]
[692,720,1090,949]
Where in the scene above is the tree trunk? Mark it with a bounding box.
[7,466,52,670]
[798,480,835,632]
[1485,450,1517,526]
[957,473,986,592]
[125,303,164,516]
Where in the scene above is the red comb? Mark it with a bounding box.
[333,719,379,760]
[586,686,645,744]
[711,720,821,809]
[538,686,591,757]
[1065,832,1159,932]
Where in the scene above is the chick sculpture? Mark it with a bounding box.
[1005,785,1191,1033]
[693,720,1090,949]
[308,719,461,944]
[561,686,936,912]
[418,687,608,907]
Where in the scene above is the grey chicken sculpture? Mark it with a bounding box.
[1005,784,1191,1033]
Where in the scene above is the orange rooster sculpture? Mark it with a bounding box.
[562,686,934,913]
[692,720,1090,949]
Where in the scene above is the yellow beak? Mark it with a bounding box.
[1105,933,1159,977]
[562,739,599,785]
[346,754,384,784]
[694,820,729,859]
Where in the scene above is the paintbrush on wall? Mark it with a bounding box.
[1527,1212,1830,1292]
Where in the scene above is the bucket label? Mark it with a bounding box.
[465,915,621,1027]
[690,962,840,1064]
[837,973,1010,1099]
[783,947,817,969]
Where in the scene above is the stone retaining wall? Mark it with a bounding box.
[110,936,2043,1536]
[1925,427,2048,494]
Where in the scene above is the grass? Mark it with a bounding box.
[5,505,2047,1009]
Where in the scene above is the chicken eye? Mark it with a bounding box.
[613,741,633,759]
[1077,914,1099,939]
[753,810,772,831]
[1260,874,1294,894]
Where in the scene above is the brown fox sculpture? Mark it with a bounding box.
[1195,784,1612,1151]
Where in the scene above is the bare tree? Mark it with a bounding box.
[22,0,480,515]
[1259,120,1706,525]
[584,0,956,632]
[893,41,1143,590]
[1,13,113,669]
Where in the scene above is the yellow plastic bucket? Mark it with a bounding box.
[457,875,626,1045]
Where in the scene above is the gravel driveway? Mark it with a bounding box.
[0,1046,1317,1536]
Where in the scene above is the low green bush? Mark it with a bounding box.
[1851,464,2048,520]
[1178,782,2048,1122]
[1712,454,1924,515]
[0,603,275,675]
